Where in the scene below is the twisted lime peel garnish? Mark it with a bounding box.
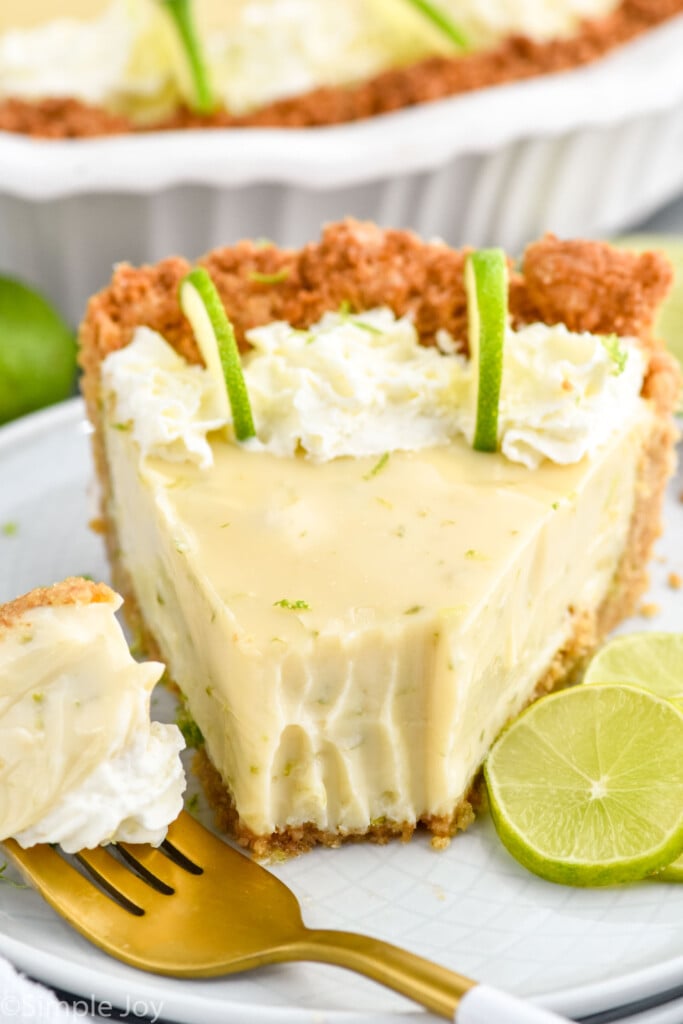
[179,268,256,442]
[464,248,508,453]
[162,0,216,114]
[401,0,469,50]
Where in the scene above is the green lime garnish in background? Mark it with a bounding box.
[0,277,76,426]
[464,248,507,453]
[400,0,469,49]
[583,632,683,883]
[615,235,683,371]
[484,684,683,886]
[161,0,216,114]
[179,268,256,442]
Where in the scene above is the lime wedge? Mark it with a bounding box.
[162,0,216,114]
[615,235,683,369]
[484,684,683,886]
[0,277,76,425]
[465,248,507,453]
[399,0,469,50]
[179,268,255,442]
[583,633,683,710]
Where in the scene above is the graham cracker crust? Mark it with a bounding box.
[1,0,681,137]
[79,221,680,857]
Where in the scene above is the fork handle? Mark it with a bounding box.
[457,985,569,1023]
[295,929,569,1022]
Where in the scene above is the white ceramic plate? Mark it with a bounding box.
[0,399,682,1024]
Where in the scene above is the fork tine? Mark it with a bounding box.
[76,847,161,911]
[3,840,143,919]
[164,810,224,863]
[107,845,175,895]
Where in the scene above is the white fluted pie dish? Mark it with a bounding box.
[1,13,682,323]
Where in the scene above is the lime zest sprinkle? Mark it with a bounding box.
[180,267,256,442]
[338,299,383,335]
[353,319,383,335]
[364,453,390,480]
[0,862,28,889]
[176,705,204,749]
[400,0,469,50]
[162,0,216,114]
[404,605,424,615]
[248,268,291,285]
[1,521,18,536]
[274,598,311,611]
[601,333,628,375]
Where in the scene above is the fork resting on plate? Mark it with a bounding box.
[3,811,569,1023]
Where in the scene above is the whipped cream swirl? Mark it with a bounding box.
[102,327,227,470]
[103,309,645,471]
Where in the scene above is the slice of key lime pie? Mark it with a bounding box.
[79,221,680,856]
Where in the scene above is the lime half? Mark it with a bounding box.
[0,277,76,425]
[484,684,683,886]
[464,249,507,453]
[583,633,683,710]
[179,268,255,442]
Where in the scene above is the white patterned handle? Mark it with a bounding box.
[456,985,571,1023]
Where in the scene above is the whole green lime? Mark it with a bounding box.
[0,277,77,425]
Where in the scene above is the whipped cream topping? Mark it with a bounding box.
[244,310,645,468]
[0,0,620,118]
[15,719,185,852]
[0,0,175,120]
[244,307,460,460]
[436,0,620,49]
[103,310,645,470]
[463,322,646,469]
[102,327,227,470]
[202,0,423,116]
[0,591,186,852]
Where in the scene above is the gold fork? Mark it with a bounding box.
[3,811,568,1023]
